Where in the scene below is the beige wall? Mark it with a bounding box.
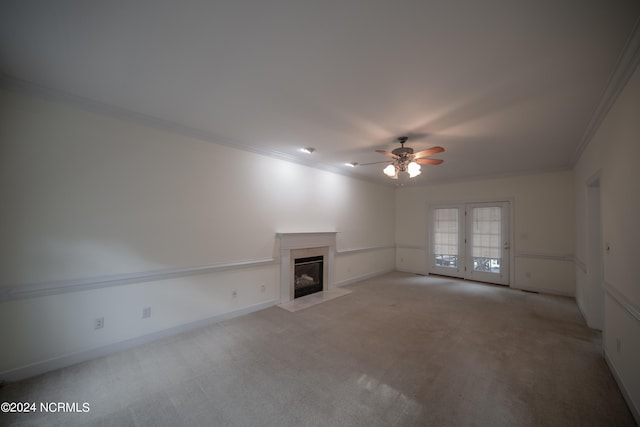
[395,171,575,295]
[574,65,640,419]
[0,87,395,377]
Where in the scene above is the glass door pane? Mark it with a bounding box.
[435,208,459,268]
[430,206,464,278]
[471,206,502,273]
[466,203,509,285]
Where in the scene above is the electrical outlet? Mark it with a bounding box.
[142,307,151,319]
[94,317,104,330]
[232,290,238,298]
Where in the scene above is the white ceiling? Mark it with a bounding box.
[2,0,639,186]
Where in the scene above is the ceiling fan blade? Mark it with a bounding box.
[375,149,399,159]
[412,146,445,159]
[415,158,444,165]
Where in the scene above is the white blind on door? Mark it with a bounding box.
[434,208,458,255]
[471,207,501,258]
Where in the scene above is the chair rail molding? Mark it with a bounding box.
[604,282,640,322]
[0,258,277,302]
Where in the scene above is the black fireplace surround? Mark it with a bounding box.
[294,256,323,298]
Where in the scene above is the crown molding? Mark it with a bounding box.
[0,74,301,165]
[571,17,640,165]
[0,74,393,189]
[1,74,577,190]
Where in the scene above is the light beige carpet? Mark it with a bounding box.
[0,272,635,426]
[278,287,352,312]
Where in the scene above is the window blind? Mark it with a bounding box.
[434,208,458,255]
[471,207,501,259]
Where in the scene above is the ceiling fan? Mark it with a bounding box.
[368,136,444,179]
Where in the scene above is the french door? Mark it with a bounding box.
[429,202,510,285]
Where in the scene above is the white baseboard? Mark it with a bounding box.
[395,267,428,276]
[576,297,590,327]
[574,297,603,331]
[604,348,640,425]
[0,300,276,383]
[510,284,574,298]
[334,268,395,287]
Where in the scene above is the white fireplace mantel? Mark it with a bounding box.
[276,232,337,303]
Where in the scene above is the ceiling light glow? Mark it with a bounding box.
[383,164,398,179]
[407,162,421,178]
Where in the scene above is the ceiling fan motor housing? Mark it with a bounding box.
[391,146,414,157]
[391,136,413,159]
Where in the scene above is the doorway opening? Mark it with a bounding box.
[585,177,603,330]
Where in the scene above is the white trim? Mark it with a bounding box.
[275,232,337,249]
[397,267,428,275]
[337,245,395,255]
[574,256,587,274]
[514,252,574,262]
[586,169,603,187]
[0,76,387,188]
[0,75,608,189]
[604,348,640,425]
[0,300,276,382]
[604,282,640,322]
[1,77,585,188]
[571,18,640,165]
[510,285,574,298]
[576,297,589,326]
[0,258,277,302]
[395,244,426,251]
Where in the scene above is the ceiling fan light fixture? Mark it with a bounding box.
[346,162,358,167]
[408,161,421,178]
[371,136,444,180]
[301,147,315,154]
[383,164,398,178]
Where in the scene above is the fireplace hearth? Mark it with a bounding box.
[294,256,323,298]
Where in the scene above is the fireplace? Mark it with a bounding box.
[276,232,337,303]
[294,256,323,298]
